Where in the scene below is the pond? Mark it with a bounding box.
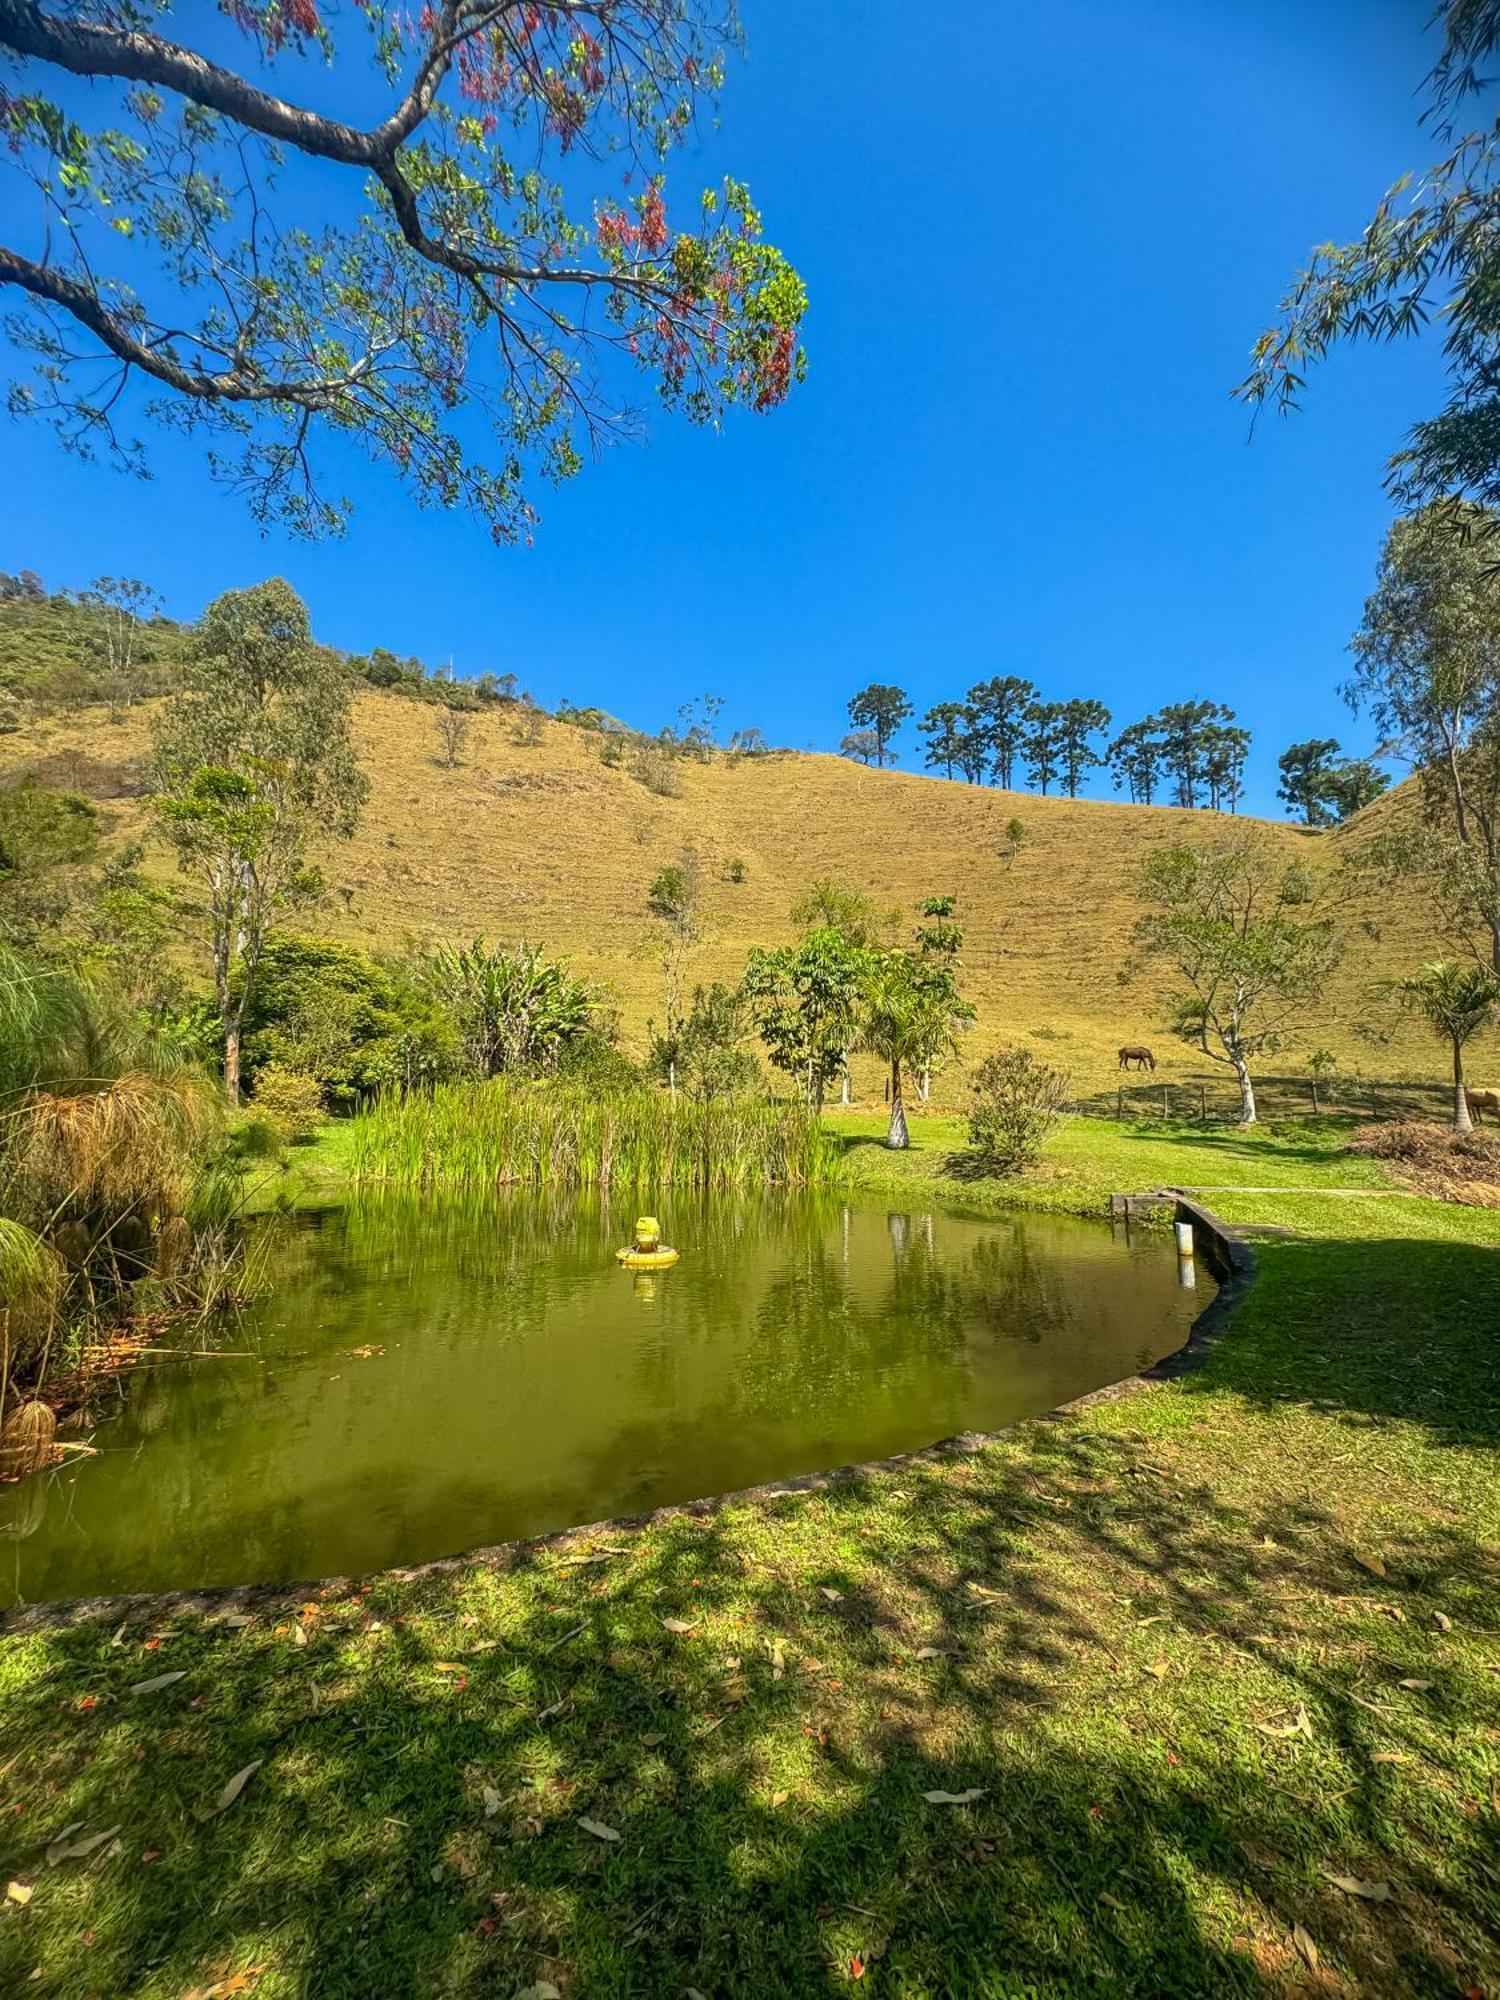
[2,1194,1205,1606]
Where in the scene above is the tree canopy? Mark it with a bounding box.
[0,0,806,538]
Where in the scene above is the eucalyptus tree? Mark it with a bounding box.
[152,580,367,1104]
[1349,502,1500,974]
[69,576,162,719]
[1390,958,1500,1133]
[0,0,806,538]
[1239,0,1500,518]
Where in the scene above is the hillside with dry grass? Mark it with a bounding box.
[5,684,1493,1107]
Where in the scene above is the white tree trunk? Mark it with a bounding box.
[1234,1059,1256,1126]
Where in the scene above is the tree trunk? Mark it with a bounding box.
[223,1020,242,1109]
[840,1062,851,1108]
[1453,1038,1473,1135]
[886,1060,909,1149]
[919,1066,930,1103]
[1233,1058,1256,1126]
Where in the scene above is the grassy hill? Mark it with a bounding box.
[7,675,1488,1112]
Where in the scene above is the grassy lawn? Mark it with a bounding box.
[1,1120,1497,1997]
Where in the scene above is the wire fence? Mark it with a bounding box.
[1066,1076,1455,1125]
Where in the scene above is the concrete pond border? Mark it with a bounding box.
[0,1192,1255,1638]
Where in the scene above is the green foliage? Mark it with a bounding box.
[846,685,911,768]
[0,10,804,537]
[966,1045,1071,1175]
[965,676,1036,790]
[743,927,870,1110]
[417,940,596,1080]
[649,983,760,1102]
[349,1082,834,1191]
[242,935,457,1107]
[1131,841,1346,1123]
[1277,738,1391,827]
[250,1063,325,1145]
[0,778,99,942]
[1388,958,1500,1129]
[152,579,368,1101]
[1349,501,1500,971]
[1240,0,1500,515]
[856,949,975,1148]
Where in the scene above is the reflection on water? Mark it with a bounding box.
[4,1192,1203,1605]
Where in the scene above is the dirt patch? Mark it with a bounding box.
[1346,1119,1500,1205]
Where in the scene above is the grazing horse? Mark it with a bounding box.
[1465,1087,1500,1123]
[1118,1045,1156,1072]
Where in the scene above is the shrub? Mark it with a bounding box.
[252,1064,325,1143]
[726,856,746,884]
[631,743,681,797]
[966,1046,1069,1175]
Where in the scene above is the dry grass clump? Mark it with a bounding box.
[1347,1118,1500,1205]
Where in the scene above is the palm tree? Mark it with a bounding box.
[1392,959,1500,1133]
[856,953,973,1149]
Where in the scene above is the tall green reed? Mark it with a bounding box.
[347,1082,837,1191]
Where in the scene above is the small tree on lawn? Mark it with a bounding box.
[743,926,869,1112]
[1390,959,1500,1133]
[856,950,973,1148]
[967,1046,1070,1174]
[152,580,367,1105]
[644,856,704,1101]
[1129,841,1345,1126]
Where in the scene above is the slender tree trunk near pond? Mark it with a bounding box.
[1453,1039,1473,1135]
[223,1020,242,1109]
[1233,1057,1256,1127]
[887,1060,909,1149]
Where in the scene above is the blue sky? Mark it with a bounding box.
[0,0,1452,813]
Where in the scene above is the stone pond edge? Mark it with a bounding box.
[0,1192,1255,1638]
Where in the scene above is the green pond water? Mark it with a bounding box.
[2,1193,1205,1606]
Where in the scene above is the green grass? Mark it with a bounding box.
[1,1120,1497,1997]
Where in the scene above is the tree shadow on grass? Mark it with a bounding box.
[1,1430,1497,1999]
[2,1219,1497,1996]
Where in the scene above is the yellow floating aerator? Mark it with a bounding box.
[616,1215,679,1269]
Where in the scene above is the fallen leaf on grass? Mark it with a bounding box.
[1143,1658,1170,1680]
[1397,1678,1434,1692]
[1255,1704,1313,1741]
[515,1985,560,2000]
[1097,1891,1126,1911]
[1321,1868,1391,1902]
[1292,1924,1319,1971]
[770,1789,790,1808]
[196,1761,262,1822]
[965,1582,1005,1603]
[482,1787,503,1818]
[1351,1551,1388,1579]
[1433,1610,1453,1633]
[769,1638,786,1680]
[1372,1751,1410,1765]
[923,1788,986,1805]
[818,1587,843,1603]
[914,1647,953,1661]
[183,1968,263,1999]
[578,1817,620,1843]
[46,1825,119,1866]
[130,1671,187,1695]
[6,1880,32,1904]
[660,1618,696,1635]
[639,1732,664,1748]
[849,1954,866,1979]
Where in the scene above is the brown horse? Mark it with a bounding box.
[1466,1087,1500,1123]
[1118,1045,1156,1071]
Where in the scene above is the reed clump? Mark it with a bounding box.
[348,1082,837,1191]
